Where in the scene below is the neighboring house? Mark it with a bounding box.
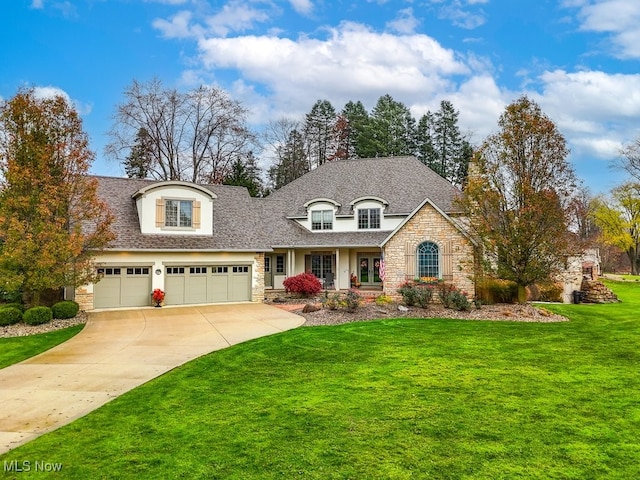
[76,156,476,310]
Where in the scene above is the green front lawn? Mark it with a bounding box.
[0,325,84,369]
[2,282,639,479]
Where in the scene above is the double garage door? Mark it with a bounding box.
[164,265,252,305]
[93,265,251,309]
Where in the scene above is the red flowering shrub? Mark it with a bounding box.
[283,273,323,296]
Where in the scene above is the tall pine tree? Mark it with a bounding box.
[303,100,337,168]
[268,129,309,190]
[370,94,416,157]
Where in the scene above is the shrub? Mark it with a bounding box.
[344,289,362,312]
[0,302,24,312]
[52,300,80,319]
[23,306,53,325]
[374,294,394,306]
[449,290,471,311]
[322,292,342,310]
[398,281,434,308]
[283,273,323,297]
[538,282,563,302]
[436,282,458,308]
[397,281,419,306]
[414,285,434,308]
[0,307,23,326]
[476,278,519,304]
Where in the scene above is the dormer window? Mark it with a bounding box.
[166,199,193,228]
[358,208,380,229]
[155,198,201,230]
[311,210,333,230]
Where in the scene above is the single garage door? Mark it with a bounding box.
[94,266,152,309]
[164,265,251,305]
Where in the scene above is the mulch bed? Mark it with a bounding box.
[0,312,87,338]
[270,299,569,326]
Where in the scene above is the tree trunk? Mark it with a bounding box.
[517,284,528,304]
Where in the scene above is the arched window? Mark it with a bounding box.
[417,241,439,279]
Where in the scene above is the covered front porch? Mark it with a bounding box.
[264,247,385,292]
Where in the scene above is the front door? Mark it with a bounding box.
[359,256,382,286]
[264,255,273,288]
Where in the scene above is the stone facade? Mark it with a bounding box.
[383,202,475,298]
[253,252,265,302]
[74,287,93,312]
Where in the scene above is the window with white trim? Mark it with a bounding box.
[311,210,333,230]
[156,198,201,229]
[417,241,439,278]
[165,199,193,227]
[358,208,380,229]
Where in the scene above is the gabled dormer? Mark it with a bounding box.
[350,196,389,230]
[302,198,340,232]
[132,181,216,235]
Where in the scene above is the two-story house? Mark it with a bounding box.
[75,156,476,310]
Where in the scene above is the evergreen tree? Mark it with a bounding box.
[223,152,264,197]
[268,129,309,189]
[370,94,416,157]
[418,101,472,188]
[123,127,154,178]
[416,112,436,166]
[342,101,376,158]
[432,101,466,185]
[304,100,337,168]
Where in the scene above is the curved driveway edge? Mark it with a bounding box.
[0,303,304,454]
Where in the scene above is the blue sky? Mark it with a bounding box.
[2,0,639,193]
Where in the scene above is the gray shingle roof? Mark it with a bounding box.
[266,156,460,216]
[94,157,460,251]
[95,176,270,251]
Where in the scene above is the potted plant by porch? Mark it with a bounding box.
[152,288,165,307]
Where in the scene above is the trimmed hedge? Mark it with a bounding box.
[23,306,53,326]
[0,302,24,312]
[52,301,80,319]
[0,307,23,326]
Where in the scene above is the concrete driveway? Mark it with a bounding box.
[0,303,304,454]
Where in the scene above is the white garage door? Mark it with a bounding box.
[94,267,152,309]
[164,265,251,305]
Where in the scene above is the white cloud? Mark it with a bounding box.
[538,70,640,123]
[570,0,640,58]
[33,86,72,102]
[435,0,487,29]
[387,8,420,34]
[289,0,314,15]
[205,1,272,37]
[30,0,44,9]
[153,1,273,39]
[196,22,469,120]
[153,10,200,39]
[32,86,93,115]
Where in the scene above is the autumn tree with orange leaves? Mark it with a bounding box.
[0,89,114,305]
[458,96,579,301]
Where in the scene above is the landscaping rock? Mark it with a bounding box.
[302,303,322,313]
[580,279,619,303]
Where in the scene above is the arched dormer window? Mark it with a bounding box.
[417,241,439,279]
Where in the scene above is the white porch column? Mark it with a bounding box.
[335,248,340,290]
